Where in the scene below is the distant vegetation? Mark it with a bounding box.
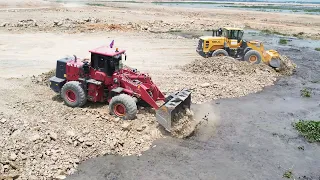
[294,120,320,142]
[300,88,312,97]
[304,8,320,12]
[279,39,288,44]
[283,170,294,179]
[86,3,105,6]
[260,29,287,36]
[315,48,320,51]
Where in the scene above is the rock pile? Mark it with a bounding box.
[150,57,280,103]
[181,56,276,76]
[31,69,55,86]
[1,19,38,28]
[278,55,297,76]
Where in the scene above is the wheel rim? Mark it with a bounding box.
[249,55,257,63]
[66,90,76,102]
[114,104,126,117]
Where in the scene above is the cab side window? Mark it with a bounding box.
[98,57,105,69]
[91,53,106,71]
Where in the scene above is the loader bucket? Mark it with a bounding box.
[155,89,192,132]
[269,58,281,68]
[266,50,281,68]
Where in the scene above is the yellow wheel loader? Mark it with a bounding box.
[196,27,281,68]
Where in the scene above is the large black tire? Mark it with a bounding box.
[244,50,262,64]
[212,49,229,57]
[61,81,87,107]
[109,94,137,120]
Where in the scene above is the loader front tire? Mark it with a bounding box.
[109,94,137,120]
[61,81,87,107]
[212,49,228,57]
[244,50,262,64]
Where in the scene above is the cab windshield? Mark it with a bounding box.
[113,53,123,70]
[223,29,244,41]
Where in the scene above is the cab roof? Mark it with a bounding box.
[199,36,222,40]
[89,45,125,57]
[223,27,243,31]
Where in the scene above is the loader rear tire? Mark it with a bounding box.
[61,81,87,107]
[212,49,228,57]
[109,94,137,120]
[244,50,262,64]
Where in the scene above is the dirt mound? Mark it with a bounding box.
[278,55,297,76]
[31,69,55,86]
[148,57,279,104]
[181,56,276,76]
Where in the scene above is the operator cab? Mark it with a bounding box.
[89,46,126,76]
[222,27,244,43]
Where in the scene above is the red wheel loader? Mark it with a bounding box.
[49,41,191,132]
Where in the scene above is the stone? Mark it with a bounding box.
[85,141,93,146]
[0,118,6,123]
[73,158,80,164]
[73,141,78,147]
[114,117,120,122]
[121,122,131,130]
[3,164,9,170]
[8,152,17,161]
[142,26,149,30]
[200,83,210,88]
[66,130,75,137]
[0,22,9,27]
[29,133,41,141]
[49,132,58,141]
[52,156,58,162]
[186,108,194,117]
[9,162,18,170]
[20,154,27,160]
[55,175,66,179]
[136,124,147,132]
[68,168,77,175]
[78,137,84,143]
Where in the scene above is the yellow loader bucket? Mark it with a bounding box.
[156,89,192,132]
[265,50,281,68]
